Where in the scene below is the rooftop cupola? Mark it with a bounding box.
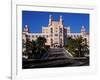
[81,25,86,32]
[24,25,29,32]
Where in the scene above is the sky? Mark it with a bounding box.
[22,11,89,33]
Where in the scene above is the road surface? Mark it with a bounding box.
[23,48,89,69]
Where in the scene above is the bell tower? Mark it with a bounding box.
[49,15,52,26]
[59,16,63,25]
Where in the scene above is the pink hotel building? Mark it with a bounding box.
[22,15,89,47]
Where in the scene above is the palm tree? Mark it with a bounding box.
[25,35,32,59]
[31,37,47,59]
[37,37,47,47]
[65,36,89,57]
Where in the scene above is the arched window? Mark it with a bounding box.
[51,39,53,46]
[51,39,53,43]
[47,35,48,37]
[60,39,62,44]
[50,28,53,33]
[32,35,34,38]
[55,34,58,36]
[60,28,62,33]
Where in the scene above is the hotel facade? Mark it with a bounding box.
[22,15,89,47]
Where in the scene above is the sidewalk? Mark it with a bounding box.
[63,48,73,58]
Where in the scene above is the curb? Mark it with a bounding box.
[63,48,73,58]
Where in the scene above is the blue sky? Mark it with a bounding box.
[22,11,89,33]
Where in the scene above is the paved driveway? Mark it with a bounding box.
[23,48,89,69]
